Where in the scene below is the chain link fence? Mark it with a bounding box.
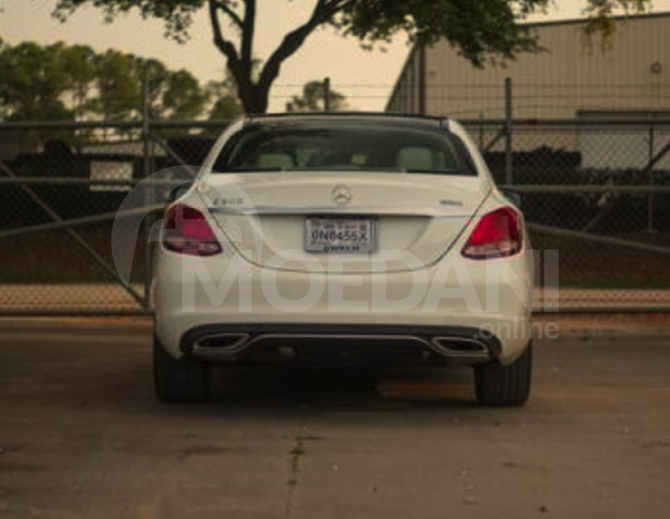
[462,118,670,311]
[0,118,668,313]
[0,120,226,314]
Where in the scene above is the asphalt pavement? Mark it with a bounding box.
[1,319,669,519]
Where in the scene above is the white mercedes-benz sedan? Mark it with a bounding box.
[152,114,533,406]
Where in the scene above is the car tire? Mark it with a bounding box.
[153,334,210,402]
[474,342,532,407]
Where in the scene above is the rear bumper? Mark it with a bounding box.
[153,243,533,366]
[179,323,501,366]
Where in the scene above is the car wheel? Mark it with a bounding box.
[474,342,532,407]
[153,334,210,402]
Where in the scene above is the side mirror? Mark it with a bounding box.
[500,189,523,210]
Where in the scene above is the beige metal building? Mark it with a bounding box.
[387,13,670,170]
[386,12,670,121]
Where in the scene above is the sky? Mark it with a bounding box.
[1,0,669,112]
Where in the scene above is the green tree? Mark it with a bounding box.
[61,44,98,119]
[92,53,210,122]
[92,49,141,121]
[55,0,650,114]
[0,41,82,147]
[0,42,211,125]
[161,69,210,120]
[0,38,8,120]
[286,80,348,112]
[0,41,74,121]
[207,78,244,120]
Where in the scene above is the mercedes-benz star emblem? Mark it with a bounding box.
[331,185,353,204]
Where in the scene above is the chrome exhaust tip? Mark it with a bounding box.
[193,333,250,353]
[430,337,490,358]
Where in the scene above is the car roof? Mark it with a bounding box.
[244,112,447,130]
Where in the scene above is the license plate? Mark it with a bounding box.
[305,217,375,253]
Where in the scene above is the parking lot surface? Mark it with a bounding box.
[1,319,669,519]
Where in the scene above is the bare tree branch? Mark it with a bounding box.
[208,0,241,78]
[209,0,354,112]
[257,0,352,95]
[211,0,243,29]
[312,0,329,18]
[241,0,256,79]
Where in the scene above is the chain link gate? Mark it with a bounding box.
[0,117,669,314]
[0,120,228,315]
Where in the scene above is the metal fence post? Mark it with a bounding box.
[505,77,513,185]
[418,44,427,116]
[479,112,484,150]
[647,122,655,233]
[324,77,331,113]
[142,80,154,309]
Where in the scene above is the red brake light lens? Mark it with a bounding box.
[461,207,522,260]
[163,203,222,256]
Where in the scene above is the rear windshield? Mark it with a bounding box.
[212,120,476,176]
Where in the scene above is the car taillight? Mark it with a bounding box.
[163,203,222,256]
[461,207,522,260]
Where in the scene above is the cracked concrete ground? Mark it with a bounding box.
[1,319,670,518]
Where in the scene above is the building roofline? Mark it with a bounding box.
[384,46,419,113]
[385,10,670,113]
[524,9,670,30]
